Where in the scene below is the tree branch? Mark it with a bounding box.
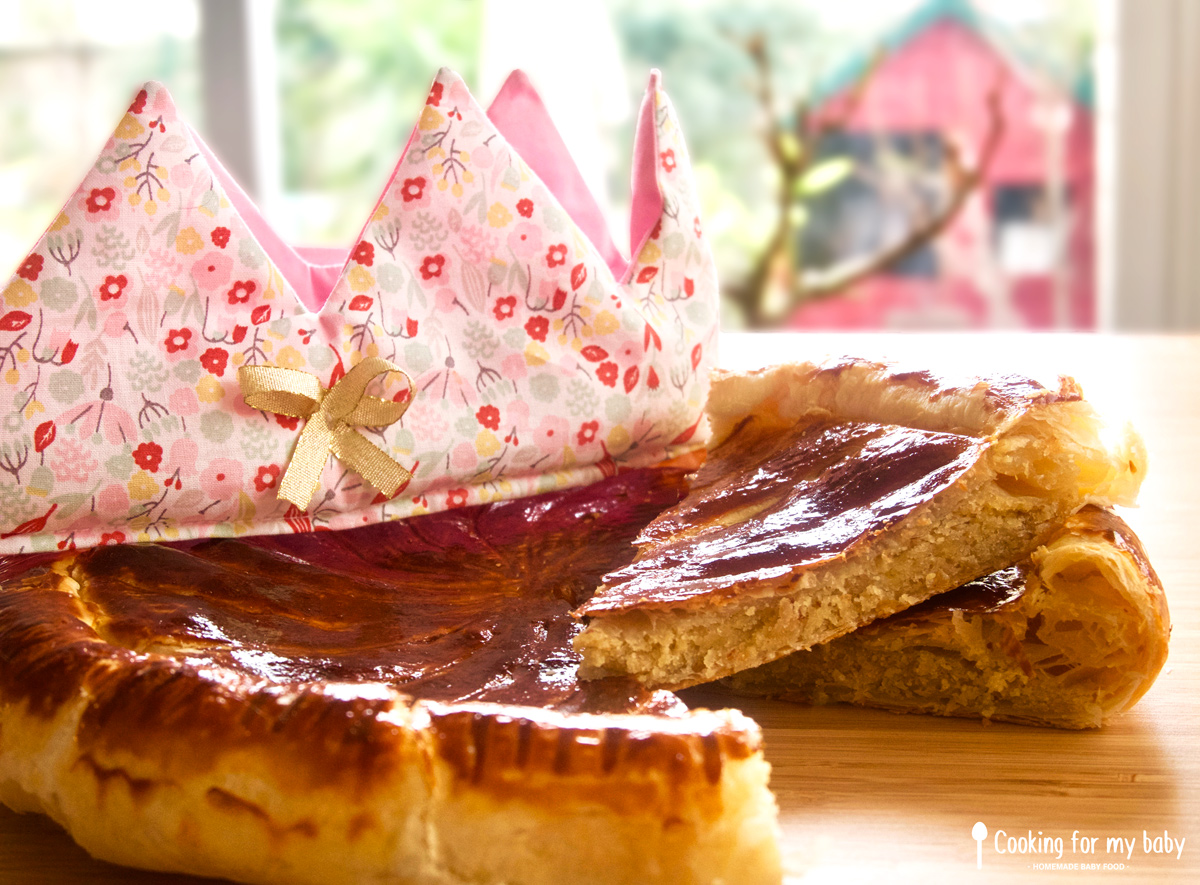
[724,31,889,327]
[798,84,1005,301]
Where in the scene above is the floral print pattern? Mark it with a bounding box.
[0,69,717,553]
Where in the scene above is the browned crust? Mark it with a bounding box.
[0,469,771,810]
[424,703,756,814]
[0,568,760,817]
[0,567,413,799]
[0,467,784,884]
[804,356,1081,411]
[706,357,1083,448]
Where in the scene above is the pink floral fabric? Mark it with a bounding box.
[0,69,717,554]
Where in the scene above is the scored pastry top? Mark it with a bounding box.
[0,469,764,806]
[578,414,985,612]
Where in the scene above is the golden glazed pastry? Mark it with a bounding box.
[574,359,1146,690]
[0,470,781,885]
[719,507,1169,729]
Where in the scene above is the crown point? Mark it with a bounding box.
[498,68,533,94]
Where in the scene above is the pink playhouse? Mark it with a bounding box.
[791,0,1095,330]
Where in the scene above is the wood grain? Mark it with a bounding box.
[2,333,1196,883]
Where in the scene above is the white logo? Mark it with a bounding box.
[972,822,988,869]
[975,823,1186,871]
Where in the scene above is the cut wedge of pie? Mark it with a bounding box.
[574,359,1146,690]
[720,506,1169,729]
[0,470,781,885]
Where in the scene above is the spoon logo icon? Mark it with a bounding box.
[972,821,988,869]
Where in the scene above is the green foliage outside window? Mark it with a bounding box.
[276,0,483,245]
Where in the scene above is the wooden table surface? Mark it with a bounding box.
[2,332,1197,883]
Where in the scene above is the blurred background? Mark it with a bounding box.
[2,0,1197,330]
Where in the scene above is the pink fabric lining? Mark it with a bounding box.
[296,247,349,302]
[486,70,629,279]
[627,71,663,283]
[188,126,346,313]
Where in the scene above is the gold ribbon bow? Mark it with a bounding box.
[238,357,415,510]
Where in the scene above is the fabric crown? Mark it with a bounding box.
[0,68,717,554]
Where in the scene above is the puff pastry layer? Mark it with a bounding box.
[720,507,1169,729]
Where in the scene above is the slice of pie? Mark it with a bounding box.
[719,506,1169,729]
[573,359,1146,690]
[0,470,781,885]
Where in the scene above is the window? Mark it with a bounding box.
[0,0,200,280]
[992,183,1064,276]
[802,131,944,281]
[4,0,1196,329]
